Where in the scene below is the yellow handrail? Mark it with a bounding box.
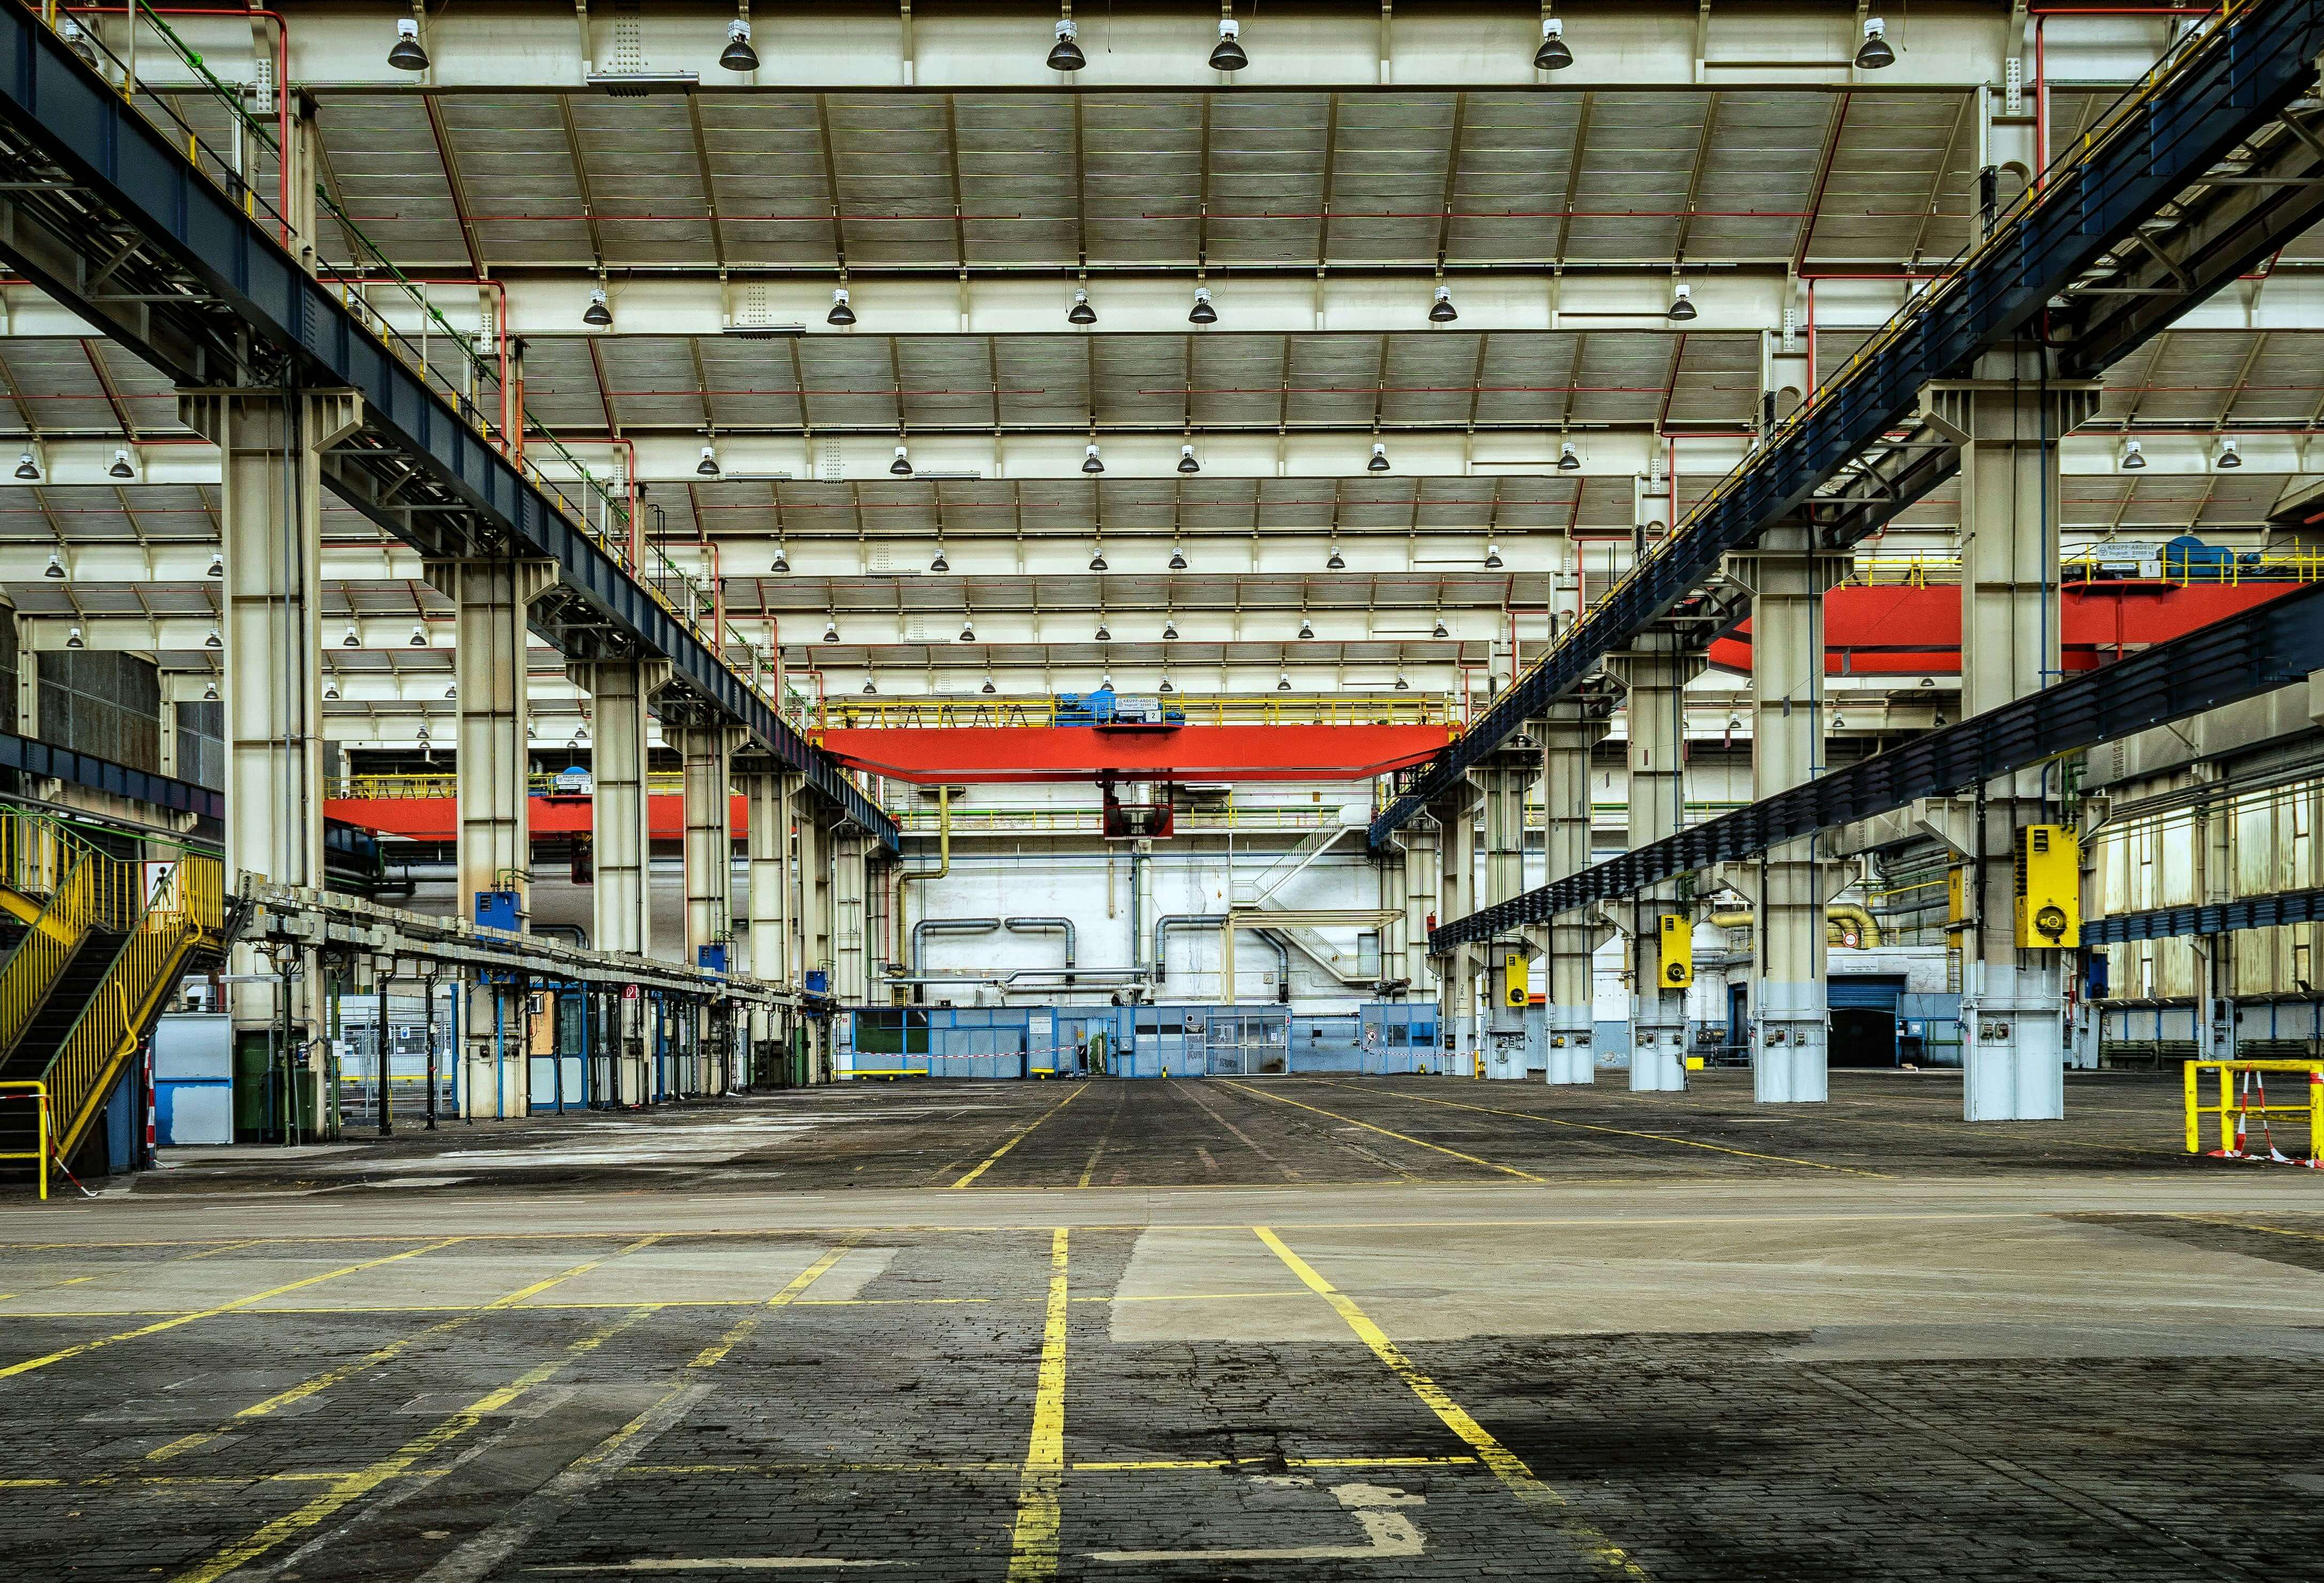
[0,1081,49,1200]
[0,817,139,1055]
[42,856,224,1164]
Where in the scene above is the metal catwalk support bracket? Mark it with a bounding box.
[0,3,894,849]
[1372,0,2324,853]
[1433,580,2324,951]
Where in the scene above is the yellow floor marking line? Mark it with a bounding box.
[1301,1079,1891,1179]
[1004,1227,1070,1582]
[1222,1081,1546,1182]
[2171,1213,2324,1244]
[954,1087,1089,1188]
[614,1453,1481,1480]
[0,1238,466,1382]
[165,1306,655,1583]
[1254,1226,1652,1581]
[146,1237,667,1464]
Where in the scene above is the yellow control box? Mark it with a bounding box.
[1502,953,1530,1008]
[2013,824,2080,948]
[1657,913,1693,988]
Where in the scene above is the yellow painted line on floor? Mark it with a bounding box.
[0,1238,466,1382]
[165,1306,655,1583]
[147,1236,668,1464]
[1222,1080,1546,1182]
[1303,1079,1892,1179]
[953,1087,1089,1188]
[2172,1213,2324,1243]
[1004,1227,1070,1582]
[1255,1226,1652,1581]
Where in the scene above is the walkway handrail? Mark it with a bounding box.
[0,1081,49,1200]
[0,833,137,1054]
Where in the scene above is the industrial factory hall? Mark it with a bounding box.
[1,2,2323,1579]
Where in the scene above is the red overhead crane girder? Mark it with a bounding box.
[812,723,1456,785]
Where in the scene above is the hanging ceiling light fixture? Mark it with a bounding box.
[1162,619,1178,641]
[323,680,339,700]
[444,683,458,700]
[417,722,432,743]
[822,619,839,642]
[1856,16,1896,70]
[409,624,428,647]
[582,285,613,327]
[1298,616,1314,640]
[1557,440,1581,471]
[1429,283,1458,323]
[1178,444,1200,474]
[1326,542,1345,570]
[61,18,99,66]
[827,288,856,327]
[862,676,877,694]
[206,627,224,650]
[1433,616,1449,639]
[42,551,64,579]
[1368,441,1390,472]
[1395,673,1410,691]
[12,453,35,481]
[771,545,790,573]
[207,552,224,578]
[1209,15,1246,70]
[65,625,84,650]
[982,675,997,694]
[342,624,360,647]
[2121,438,2147,470]
[930,547,949,572]
[2215,438,2242,470]
[1667,278,1697,321]
[205,680,220,702]
[1089,546,1109,571]
[1276,672,1292,691]
[1100,672,1115,691]
[959,619,976,642]
[388,16,429,71]
[108,449,134,479]
[1169,544,1189,570]
[1082,442,1106,474]
[697,444,720,477]
[1159,676,1175,695]
[1048,13,1086,71]
[1094,620,1112,642]
[890,444,913,476]
[1484,541,1504,569]
[1535,12,1572,69]
[721,18,759,71]
[1069,287,1096,325]
[1188,285,1217,325]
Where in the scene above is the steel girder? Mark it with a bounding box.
[1430,579,2324,950]
[0,2,895,849]
[2083,886,2324,947]
[1374,0,2324,854]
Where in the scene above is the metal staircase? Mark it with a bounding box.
[1234,819,1380,985]
[0,811,228,1180]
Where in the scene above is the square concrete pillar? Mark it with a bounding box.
[1609,634,1705,1091]
[1539,702,1610,1084]
[569,657,668,1106]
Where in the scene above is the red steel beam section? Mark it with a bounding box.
[1707,581,2306,676]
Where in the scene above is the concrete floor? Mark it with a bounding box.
[3,1071,2322,1580]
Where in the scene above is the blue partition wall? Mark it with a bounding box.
[846,1003,1441,1079]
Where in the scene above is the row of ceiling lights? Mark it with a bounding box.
[383,10,1896,81]
[699,434,1435,478]
[817,613,1457,644]
[864,670,1405,696]
[776,540,1496,576]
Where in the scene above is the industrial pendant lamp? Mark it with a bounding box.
[1429,284,1458,323]
[1209,17,1246,71]
[207,552,224,577]
[12,452,35,480]
[210,680,225,702]
[1298,617,1314,639]
[1394,673,1410,691]
[61,18,99,66]
[1667,280,1697,321]
[930,547,950,572]
[1856,17,1895,70]
[1188,286,1217,325]
[1535,14,1572,70]
[583,286,613,328]
[388,16,429,71]
[1433,616,1449,639]
[862,677,877,695]
[982,676,997,694]
[1169,544,1189,570]
[108,449,134,479]
[324,679,340,700]
[959,620,976,642]
[1484,542,1504,570]
[1069,288,1096,325]
[771,545,790,573]
[1178,444,1200,474]
[65,626,85,650]
[1326,542,1345,570]
[1368,441,1390,472]
[721,19,759,72]
[2216,438,2243,470]
[823,619,840,643]
[697,444,721,477]
[828,288,856,327]
[1082,443,1106,474]
[1557,440,1581,471]
[43,551,64,579]
[409,624,428,647]
[343,624,361,647]
[1159,676,1175,695]
[1163,618,1178,640]
[890,445,913,476]
[1095,620,1112,642]
[1276,672,1292,691]
[1090,547,1109,571]
[2120,438,2147,470]
[1048,16,1086,71]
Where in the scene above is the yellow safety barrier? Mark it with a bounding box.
[0,1081,49,1201]
[42,856,225,1167]
[2184,1059,2323,1167]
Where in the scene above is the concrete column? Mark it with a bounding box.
[1478,745,1539,1080]
[1728,524,1849,1103]
[1610,632,1705,1091]
[1398,816,1441,1002]
[676,719,743,974]
[832,827,870,1005]
[1927,351,2099,1120]
[569,657,667,1106]
[428,555,557,1119]
[1541,701,1609,1084]
[1432,789,1479,1074]
[741,765,799,1076]
[801,804,836,997]
[182,388,359,1139]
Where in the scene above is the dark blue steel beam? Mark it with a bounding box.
[1432,581,2324,950]
[0,730,224,821]
[2085,887,2324,947]
[1374,0,2324,853]
[0,3,895,849]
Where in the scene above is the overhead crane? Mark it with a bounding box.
[1371,0,2324,860]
